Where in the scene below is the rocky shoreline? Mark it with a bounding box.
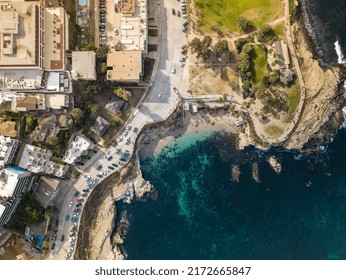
[284,16,346,149]
[74,8,346,259]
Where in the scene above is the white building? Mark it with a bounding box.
[62,134,94,165]
[71,51,96,81]
[0,135,20,169]
[18,144,68,177]
[0,167,32,228]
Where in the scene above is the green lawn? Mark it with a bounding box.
[251,45,270,88]
[288,0,296,15]
[273,22,284,37]
[287,83,300,115]
[194,0,283,34]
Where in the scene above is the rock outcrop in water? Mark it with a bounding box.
[252,162,261,183]
[268,156,282,174]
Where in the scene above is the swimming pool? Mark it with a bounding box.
[79,0,87,6]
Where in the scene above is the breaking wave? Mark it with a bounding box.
[334,40,346,64]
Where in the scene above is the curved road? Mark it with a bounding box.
[50,0,187,260]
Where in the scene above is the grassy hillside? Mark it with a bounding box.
[194,0,283,34]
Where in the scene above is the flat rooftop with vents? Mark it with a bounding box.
[0,1,69,70]
[107,50,142,82]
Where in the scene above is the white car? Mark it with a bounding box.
[118,136,123,142]
[171,68,176,74]
[68,201,73,208]
[159,91,162,97]
[127,125,132,130]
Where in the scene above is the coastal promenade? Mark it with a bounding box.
[49,0,187,260]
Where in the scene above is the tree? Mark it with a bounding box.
[95,46,109,60]
[46,135,58,146]
[88,103,100,113]
[103,135,111,148]
[70,108,83,121]
[24,206,42,224]
[235,37,253,53]
[202,35,212,48]
[113,87,132,101]
[237,16,255,33]
[257,25,277,42]
[213,40,229,57]
[85,84,101,95]
[269,71,280,84]
[110,116,122,128]
[100,62,107,73]
[82,44,97,51]
[189,38,202,54]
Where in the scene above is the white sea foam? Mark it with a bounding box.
[342,106,346,128]
[334,40,346,64]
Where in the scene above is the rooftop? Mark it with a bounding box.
[0,167,30,198]
[106,0,147,52]
[0,69,72,93]
[71,51,96,80]
[32,176,60,208]
[91,116,110,137]
[0,120,17,137]
[0,1,37,67]
[274,40,290,69]
[0,135,20,169]
[106,50,142,82]
[62,134,94,164]
[18,144,67,176]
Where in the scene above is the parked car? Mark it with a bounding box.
[183,21,188,27]
[74,191,80,197]
[73,208,81,213]
[177,10,181,17]
[77,198,84,203]
[81,193,88,198]
[72,217,79,223]
[61,235,65,242]
[112,163,118,167]
[107,156,113,161]
[108,166,115,170]
[76,203,82,208]
[96,165,102,171]
[65,214,70,221]
[133,127,138,133]
[68,201,73,208]
[51,243,56,250]
[172,8,175,15]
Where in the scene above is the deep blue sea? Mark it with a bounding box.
[117,1,346,260]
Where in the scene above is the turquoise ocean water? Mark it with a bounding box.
[118,129,346,259]
[117,0,346,260]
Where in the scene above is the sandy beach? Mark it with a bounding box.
[138,108,244,160]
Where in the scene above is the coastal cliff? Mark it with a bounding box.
[284,22,346,149]
[74,155,153,260]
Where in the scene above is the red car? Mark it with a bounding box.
[112,141,118,147]
[77,198,84,203]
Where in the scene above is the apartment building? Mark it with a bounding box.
[0,166,32,228]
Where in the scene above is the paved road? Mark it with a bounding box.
[50,0,187,260]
